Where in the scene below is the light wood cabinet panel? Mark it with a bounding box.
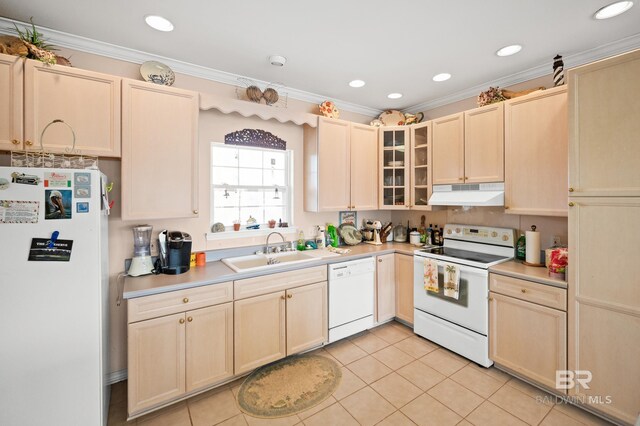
[568,49,640,197]
[128,313,186,415]
[24,60,121,156]
[395,253,414,325]
[489,273,566,311]
[234,266,327,300]
[376,254,396,322]
[186,303,234,392]
[286,281,328,354]
[409,122,432,210]
[234,291,286,375]
[504,86,568,216]
[432,112,464,185]
[489,292,566,391]
[350,123,378,210]
[121,79,198,221]
[464,103,504,183]
[0,53,23,151]
[379,127,411,209]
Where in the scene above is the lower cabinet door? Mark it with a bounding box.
[489,292,566,390]
[128,313,186,415]
[186,303,234,392]
[234,291,286,375]
[376,254,396,323]
[395,253,414,325]
[286,281,328,355]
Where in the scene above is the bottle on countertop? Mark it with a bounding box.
[432,224,441,246]
[297,230,305,251]
[516,233,526,260]
[438,226,444,246]
[428,224,433,244]
[326,224,339,248]
[316,226,326,249]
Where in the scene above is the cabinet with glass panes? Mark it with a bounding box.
[409,121,433,210]
[379,127,410,209]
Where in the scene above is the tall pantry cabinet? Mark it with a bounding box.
[567,49,640,425]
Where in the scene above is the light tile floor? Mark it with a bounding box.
[108,321,614,426]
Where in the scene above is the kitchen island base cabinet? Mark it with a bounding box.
[395,253,414,325]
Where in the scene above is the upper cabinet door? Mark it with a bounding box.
[23,60,121,156]
[317,117,351,211]
[121,79,199,221]
[0,53,23,151]
[464,103,504,183]
[350,123,378,210]
[504,87,568,216]
[568,50,640,197]
[379,127,410,209]
[410,121,432,210]
[432,112,464,185]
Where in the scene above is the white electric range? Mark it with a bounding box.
[413,224,516,367]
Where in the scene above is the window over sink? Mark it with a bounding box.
[210,143,292,229]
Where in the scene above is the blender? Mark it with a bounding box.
[128,225,154,276]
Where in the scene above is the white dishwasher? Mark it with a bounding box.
[328,257,375,343]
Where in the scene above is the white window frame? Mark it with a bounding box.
[209,143,293,232]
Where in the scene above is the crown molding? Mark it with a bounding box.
[403,32,640,113]
[0,17,382,118]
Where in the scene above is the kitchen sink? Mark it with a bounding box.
[221,250,317,273]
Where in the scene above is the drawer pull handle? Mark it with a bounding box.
[187,316,193,322]
[568,202,574,207]
[183,297,189,303]
[11,139,20,145]
[179,318,185,324]
[568,187,574,192]
[521,289,527,293]
[24,140,33,146]
[287,294,293,299]
[280,295,285,300]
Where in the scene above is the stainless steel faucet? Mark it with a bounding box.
[265,232,286,254]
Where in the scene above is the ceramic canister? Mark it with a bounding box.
[409,231,422,246]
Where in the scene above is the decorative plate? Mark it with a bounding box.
[211,222,226,233]
[378,110,405,126]
[319,101,340,119]
[140,61,175,86]
[338,223,363,246]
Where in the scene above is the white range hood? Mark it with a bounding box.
[428,183,505,207]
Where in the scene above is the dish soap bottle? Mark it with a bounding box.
[297,230,305,251]
[516,233,526,260]
[326,224,339,248]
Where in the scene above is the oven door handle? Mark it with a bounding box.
[416,256,489,277]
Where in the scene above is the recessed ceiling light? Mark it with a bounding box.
[594,1,634,19]
[349,79,366,88]
[144,15,174,32]
[387,93,403,99]
[496,44,523,57]
[269,55,287,66]
[432,73,451,82]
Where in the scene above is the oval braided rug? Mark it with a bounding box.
[236,354,342,418]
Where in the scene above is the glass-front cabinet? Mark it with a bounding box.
[410,122,432,210]
[379,127,410,209]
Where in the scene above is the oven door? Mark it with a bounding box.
[413,255,489,335]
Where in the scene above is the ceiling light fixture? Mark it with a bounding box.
[496,44,523,57]
[387,93,403,99]
[269,55,287,66]
[432,73,451,82]
[594,1,634,19]
[144,15,174,32]
[349,79,366,88]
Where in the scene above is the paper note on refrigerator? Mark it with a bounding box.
[0,200,39,224]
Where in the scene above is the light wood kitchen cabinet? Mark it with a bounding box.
[464,103,504,183]
[286,281,328,354]
[234,291,286,375]
[488,289,566,391]
[304,117,377,211]
[409,122,433,210]
[0,55,121,156]
[379,127,411,209]
[432,112,464,185]
[376,254,396,322]
[121,79,199,220]
[128,313,186,415]
[395,253,414,325]
[504,86,568,216]
[0,53,23,151]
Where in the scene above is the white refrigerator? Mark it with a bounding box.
[0,166,110,426]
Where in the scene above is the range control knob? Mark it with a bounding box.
[502,234,509,241]
[491,231,498,238]
[447,229,452,234]
[455,228,461,233]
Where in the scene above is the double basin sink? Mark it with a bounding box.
[222,250,322,273]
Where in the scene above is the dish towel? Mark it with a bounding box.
[443,262,460,300]
[423,258,439,293]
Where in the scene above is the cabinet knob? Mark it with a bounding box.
[568,202,574,207]
[287,294,293,299]
[465,177,469,180]
[179,318,185,324]
[458,177,464,181]
[568,187,574,192]
[11,139,20,145]
[521,288,527,293]
[504,206,509,210]
[280,295,285,300]
[193,209,199,215]
[488,297,494,301]
[187,316,193,322]
[183,297,189,303]
[378,258,382,262]
[24,140,33,146]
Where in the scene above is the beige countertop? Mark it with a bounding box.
[124,242,419,299]
[489,260,567,289]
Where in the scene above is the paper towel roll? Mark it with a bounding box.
[526,226,541,264]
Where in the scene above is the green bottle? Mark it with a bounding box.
[516,234,526,260]
[297,230,305,251]
[326,224,339,248]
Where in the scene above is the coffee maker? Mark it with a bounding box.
[128,225,155,276]
[158,230,192,274]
